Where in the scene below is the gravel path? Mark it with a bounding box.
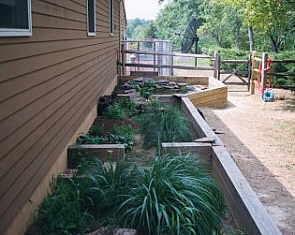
[201,83,295,235]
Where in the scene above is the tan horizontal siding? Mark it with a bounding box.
[0,0,121,233]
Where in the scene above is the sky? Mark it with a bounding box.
[125,0,166,20]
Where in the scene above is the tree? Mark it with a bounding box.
[222,0,293,52]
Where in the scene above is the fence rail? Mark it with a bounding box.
[121,40,219,78]
[120,41,295,92]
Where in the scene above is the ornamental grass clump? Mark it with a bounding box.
[32,159,140,235]
[139,102,192,148]
[118,155,225,235]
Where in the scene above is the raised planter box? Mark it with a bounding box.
[68,144,125,168]
[120,75,228,108]
[65,76,281,234]
[162,97,281,235]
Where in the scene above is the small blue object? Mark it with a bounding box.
[263,89,274,102]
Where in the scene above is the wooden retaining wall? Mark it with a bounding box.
[178,97,282,235]
[188,77,228,108]
[119,75,228,108]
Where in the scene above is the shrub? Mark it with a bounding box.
[103,102,126,120]
[118,155,225,235]
[138,102,192,148]
[34,176,94,235]
[76,124,135,151]
[103,98,139,119]
[133,81,157,100]
[110,124,135,151]
[76,134,107,145]
[33,159,140,234]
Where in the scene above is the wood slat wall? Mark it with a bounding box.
[0,0,123,233]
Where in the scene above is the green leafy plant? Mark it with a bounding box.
[88,126,102,136]
[138,103,192,148]
[132,81,157,100]
[118,155,225,235]
[76,124,135,151]
[109,125,135,151]
[34,176,94,235]
[77,159,141,216]
[76,134,107,145]
[103,98,139,119]
[117,97,138,117]
[103,102,126,120]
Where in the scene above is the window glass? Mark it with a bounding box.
[109,0,113,33]
[88,0,95,34]
[0,0,29,29]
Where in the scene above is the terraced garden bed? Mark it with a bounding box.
[26,76,281,235]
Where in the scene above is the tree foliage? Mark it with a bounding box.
[129,0,295,53]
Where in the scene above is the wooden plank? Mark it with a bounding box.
[119,75,209,86]
[0,90,101,234]
[222,60,249,64]
[180,97,224,146]
[68,144,126,168]
[0,46,115,125]
[0,42,116,103]
[0,67,112,198]
[0,37,114,63]
[0,39,118,83]
[130,71,159,76]
[124,63,214,71]
[0,52,116,156]
[161,142,212,164]
[212,146,282,235]
[0,72,117,221]
[123,49,212,59]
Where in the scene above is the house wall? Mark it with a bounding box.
[0,0,126,234]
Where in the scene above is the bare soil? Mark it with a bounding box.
[177,69,295,234]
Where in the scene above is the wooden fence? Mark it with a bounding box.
[120,40,220,78]
[120,41,295,93]
[250,52,295,94]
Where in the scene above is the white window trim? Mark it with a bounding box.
[0,0,32,37]
[109,0,113,34]
[87,0,96,37]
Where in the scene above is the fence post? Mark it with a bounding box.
[137,41,140,72]
[260,53,268,96]
[153,41,156,72]
[214,52,221,80]
[247,54,252,91]
[250,51,256,95]
[121,42,126,76]
[171,53,174,76]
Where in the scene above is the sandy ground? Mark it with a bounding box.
[176,69,295,234]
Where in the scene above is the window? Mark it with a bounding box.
[109,0,113,33]
[87,0,96,36]
[0,0,32,37]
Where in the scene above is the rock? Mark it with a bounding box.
[114,228,137,235]
[168,81,177,86]
[177,82,187,87]
[133,77,144,83]
[143,77,155,83]
[121,83,132,90]
[123,89,136,94]
[162,85,175,89]
[156,79,169,84]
